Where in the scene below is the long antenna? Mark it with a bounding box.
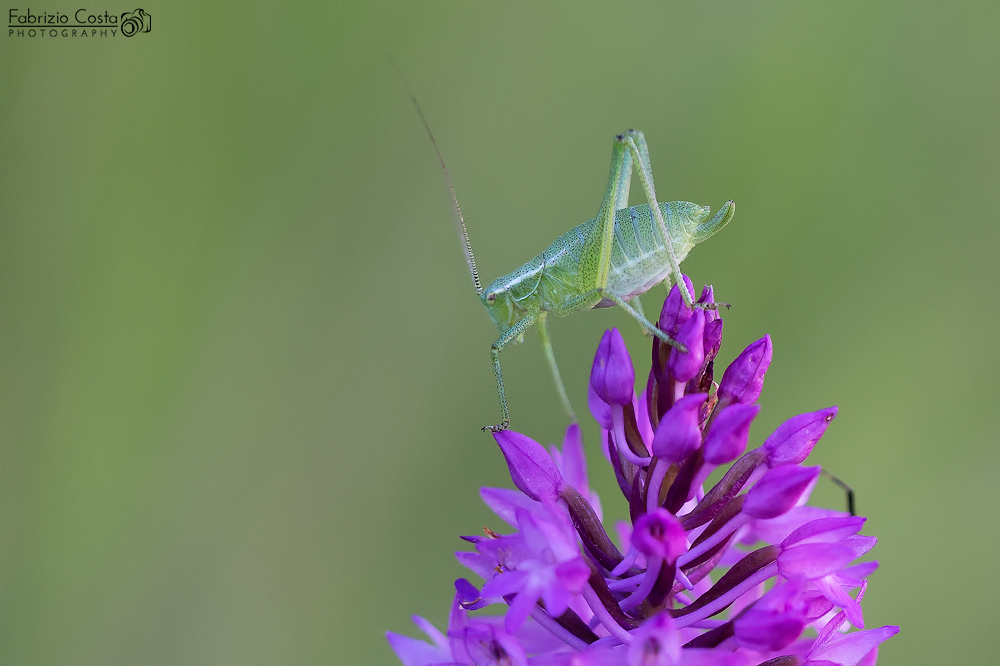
[395,66,484,295]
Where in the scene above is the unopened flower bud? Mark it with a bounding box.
[632,508,687,562]
[703,318,724,365]
[590,328,635,406]
[698,284,717,319]
[658,275,696,336]
[763,407,838,466]
[669,309,705,382]
[704,403,760,464]
[718,335,772,405]
[744,465,821,519]
[652,393,707,462]
[493,430,565,501]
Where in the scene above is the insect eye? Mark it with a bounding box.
[486,292,497,304]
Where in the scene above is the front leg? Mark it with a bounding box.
[484,314,537,433]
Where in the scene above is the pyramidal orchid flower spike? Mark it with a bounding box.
[388,276,897,666]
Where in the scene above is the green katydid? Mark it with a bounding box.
[407,92,734,433]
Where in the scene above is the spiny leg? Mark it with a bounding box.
[605,292,687,352]
[580,134,686,351]
[549,287,686,352]
[622,131,696,308]
[537,311,576,423]
[484,314,536,433]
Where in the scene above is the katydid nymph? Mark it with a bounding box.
[407,94,734,433]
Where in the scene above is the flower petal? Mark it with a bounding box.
[763,407,838,466]
[809,625,899,666]
[494,430,565,501]
[717,335,772,405]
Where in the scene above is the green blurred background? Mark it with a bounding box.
[1,1,997,664]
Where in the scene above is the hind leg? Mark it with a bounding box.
[621,130,696,308]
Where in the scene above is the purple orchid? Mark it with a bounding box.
[388,277,898,665]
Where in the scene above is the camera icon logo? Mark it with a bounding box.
[120,9,151,37]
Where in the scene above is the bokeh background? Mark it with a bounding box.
[1,1,997,664]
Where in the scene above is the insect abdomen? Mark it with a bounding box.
[530,200,709,314]
[605,202,704,300]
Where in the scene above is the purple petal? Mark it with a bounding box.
[658,275,696,336]
[632,508,688,562]
[802,591,836,621]
[604,328,636,405]
[814,576,865,628]
[588,381,612,429]
[555,558,591,592]
[590,330,613,406]
[571,646,620,666]
[746,506,846,546]
[411,614,449,651]
[778,542,858,580]
[529,500,581,561]
[841,534,878,559]
[809,625,898,666]
[677,651,748,666]
[481,569,529,600]
[835,561,880,587]
[455,551,499,581]
[504,584,541,634]
[540,581,573,620]
[669,309,706,382]
[560,423,590,494]
[857,647,881,666]
[455,578,479,602]
[733,579,812,650]
[703,403,760,464]
[590,328,635,405]
[734,609,805,652]
[744,465,821,519]
[698,284,716,313]
[783,516,866,547]
[385,631,451,666]
[516,508,552,556]
[457,624,529,666]
[718,335,772,405]
[763,407,838,466]
[454,578,487,610]
[652,393,707,462]
[703,318,724,364]
[494,430,565,501]
[628,612,681,665]
[480,487,540,528]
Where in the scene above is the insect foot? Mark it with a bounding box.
[481,419,510,434]
[388,276,899,665]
